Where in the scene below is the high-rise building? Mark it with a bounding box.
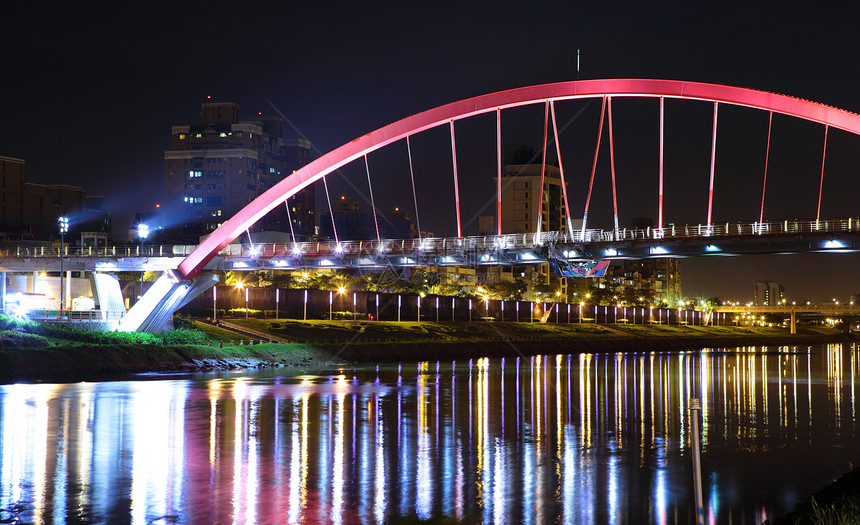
[1,156,109,241]
[0,156,25,238]
[496,163,569,296]
[319,196,413,241]
[164,100,314,241]
[754,281,784,306]
[498,163,568,235]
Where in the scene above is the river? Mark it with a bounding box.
[1,343,858,524]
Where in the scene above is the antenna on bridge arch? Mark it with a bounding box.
[577,49,580,80]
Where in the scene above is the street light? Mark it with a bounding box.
[137,223,150,241]
[58,216,69,312]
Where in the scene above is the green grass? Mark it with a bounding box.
[218,318,811,345]
[191,320,247,343]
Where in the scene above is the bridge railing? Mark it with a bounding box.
[2,217,858,260]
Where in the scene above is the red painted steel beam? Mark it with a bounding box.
[176,79,860,280]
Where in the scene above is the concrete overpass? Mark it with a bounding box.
[713,305,860,334]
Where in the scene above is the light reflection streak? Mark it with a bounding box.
[852,348,856,423]
[417,363,431,520]
[375,391,386,524]
[331,378,345,525]
[288,398,301,523]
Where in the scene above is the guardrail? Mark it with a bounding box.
[4,309,127,322]
[2,217,858,259]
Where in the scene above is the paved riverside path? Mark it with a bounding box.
[214,320,292,343]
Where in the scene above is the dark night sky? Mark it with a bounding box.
[2,1,860,301]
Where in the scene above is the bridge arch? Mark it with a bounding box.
[176,79,860,280]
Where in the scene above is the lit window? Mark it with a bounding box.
[179,133,186,140]
[195,133,202,138]
[188,170,202,178]
[219,132,227,137]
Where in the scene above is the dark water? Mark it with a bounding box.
[1,344,859,524]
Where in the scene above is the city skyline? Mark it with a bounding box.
[2,2,859,301]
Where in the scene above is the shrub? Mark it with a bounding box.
[0,330,49,348]
[0,314,210,347]
[156,328,209,345]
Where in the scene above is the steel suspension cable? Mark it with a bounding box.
[406,136,422,240]
[549,100,574,238]
[496,108,502,237]
[759,111,773,228]
[322,175,339,244]
[582,96,606,236]
[607,96,619,231]
[707,101,719,227]
[536,101,549,237]
[364,155,381,243]
[284,199,296,244]
[658,97,664,231]
[449,121,462,238]
[817,124,829,224]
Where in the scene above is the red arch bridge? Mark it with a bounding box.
[6,79,860,332]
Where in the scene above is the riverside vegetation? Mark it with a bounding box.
[0,313,845,383]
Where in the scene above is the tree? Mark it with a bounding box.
[487,279,527,301]
[528,283,555,302]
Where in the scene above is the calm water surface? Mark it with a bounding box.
[1,343,859,524]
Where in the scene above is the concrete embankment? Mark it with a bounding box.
[0,322,847,384]
[0,343,333,384]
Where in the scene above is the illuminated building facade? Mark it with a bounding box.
[164,100,314,241]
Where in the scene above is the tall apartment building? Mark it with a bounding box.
[614,259,683,306]
[319,196,413,241]
[164,101,314,241]
[754,281,785,306]
[1,156,109,241]
[0,156,25,238]
[496,163,569,296]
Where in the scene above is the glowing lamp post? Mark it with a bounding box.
[137,223,150,242]
[58,216,69,312]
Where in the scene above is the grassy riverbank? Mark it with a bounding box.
[768,466,860,524]
[0,319,846,384]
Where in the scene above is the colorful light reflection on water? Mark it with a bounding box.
[1,344,859,524]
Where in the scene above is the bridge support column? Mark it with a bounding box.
[117,271,219,333]
[89,272,126,320]
[790,310,797,335]
[0,271,5,314]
